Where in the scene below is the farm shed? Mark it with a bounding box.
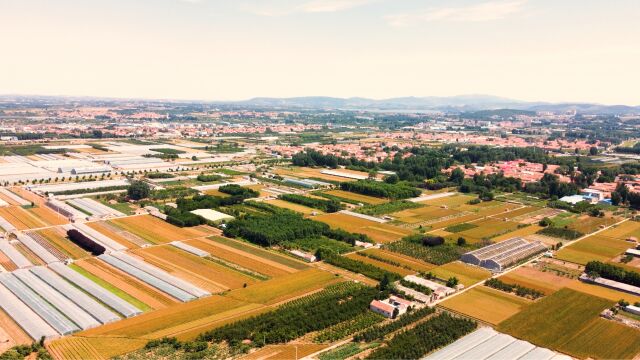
[98,253,197,302]
[321,169,368,180]
[0,240,32,268]
[190,208,234,223]
[0,282,58,340]
[110,252,210,298]
[0,273,80,335]
[579,273,640,296]
[0,188,31,206]
[461,237,547,272]
[171,241,210,257]
[49,262,142,318]
[66,197,124,218]
[14,232,59,264]
[30,266,120,324]
[66,223,128,252]
[0,215,17,232]
[13,269,101,330]
[46,199,86,220]
[422,327,568,360]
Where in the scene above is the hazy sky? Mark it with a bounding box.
[1,0,639,104]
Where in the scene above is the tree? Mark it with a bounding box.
[457,237,466,246]
[383,174,399,184]
[449,168,465,185]
[611,191,622,206]
[538,217,552,227]
[127,181,150,200]
[379,273,391,292]
[446,277,459,288]
[589,146,598,156]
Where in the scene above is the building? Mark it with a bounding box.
[461,237,547,272]
[580,274,640,296]
[190,209,234,224]
[287,249,317,262]
[403,275,456,300]
[559,194,590,205]
[369,296,411,319]
[625,248,640,257]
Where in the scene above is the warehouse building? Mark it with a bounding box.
[461,237,547,272]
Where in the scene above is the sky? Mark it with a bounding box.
[0,0,639,105]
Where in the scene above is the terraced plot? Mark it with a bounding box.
[0,309,31,349]
[207,236,308,270]
[418,194,477,208]
[440,286,530,324]
[314,212,412,243]
[555,233,632,264]
[36,227,89,259]
[345,253,414,276]
[187,238,295,277]
[430,261,491,286]
[323,190,388,205]
[74,258,175,310]
[110,215,210,244]
[0,206,45,229]
[226,268,340,305]
[492,224,543,241]
[454,218,521,242]
[87,221,147,249]
[132,245,258,292]
[391,205,460,225]
[27,206,69,226]
[498,288,640,360]
[265,199,323,215]
[497,266,567,295]
[359,248,436,272]
[241,344,328,360]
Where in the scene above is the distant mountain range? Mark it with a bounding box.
[236,95,640,114]
[1,94,638,115]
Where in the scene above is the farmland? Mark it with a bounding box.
[314,212,412,243]
[64,269,339,358]
[345,252,414,276]
[555,231,633,265]
[72,258,175,310]
[2,131,640,360]
[264,199,323,215]
[429,261,491,286]
[498,288,640,359]
[207,236,308,269]
[186,238,297,277]
[440,285,530,324]
[323,190,388,205]
[359,248,436,272]
[109,215,210,244]
[0,206,46,229]
[132,245,259,291]
[497,266,567,295]
[35,227,89,259]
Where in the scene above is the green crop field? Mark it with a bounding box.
[555,234,631,265]
[498,288,640,359]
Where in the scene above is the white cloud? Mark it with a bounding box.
[387,0,526,27]
[242,0,373,16]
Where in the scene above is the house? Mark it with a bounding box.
[581,189,605,202]
[369,295,412,319]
